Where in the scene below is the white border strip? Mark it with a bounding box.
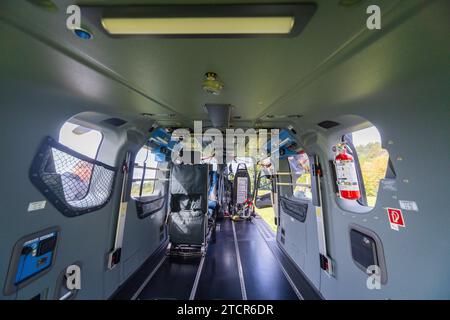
[232,221,247,300]
[253,220,303,300]
[189,255,206,300]
[131,255,167,300]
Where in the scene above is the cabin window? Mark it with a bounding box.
[28,121,116,217]
[54,122,106,204]
[287,153,312,201]
[59,122,103,159]
[131,146,167,198]
[254,173,276,232]
[343,126,389,207]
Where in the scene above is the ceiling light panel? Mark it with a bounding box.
[102,17,295,35]
[86,4,317,38]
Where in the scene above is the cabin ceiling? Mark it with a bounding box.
[0,0,445,128]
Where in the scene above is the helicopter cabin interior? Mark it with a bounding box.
[0,0,449,301]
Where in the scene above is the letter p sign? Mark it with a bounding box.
[66,265,81,290]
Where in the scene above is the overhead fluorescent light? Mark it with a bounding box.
[87,4,317,38]
[101,16,295,35]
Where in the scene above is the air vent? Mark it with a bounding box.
[204,104,232,128]
[142,113,176,119]
[318,120,340,129]
[264,114,302,120]
[102,118,127,127]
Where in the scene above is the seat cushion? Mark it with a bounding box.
[172,194,205,212]
[168,210,205,245]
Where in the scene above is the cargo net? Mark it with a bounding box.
[30,137,117,216]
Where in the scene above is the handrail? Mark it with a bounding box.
[133,164,169,171]
[276,182,311,187]
[132,178,169,182]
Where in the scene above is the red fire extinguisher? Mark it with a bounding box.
[334,143,361,200]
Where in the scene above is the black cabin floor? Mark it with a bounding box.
[112,217,321,300]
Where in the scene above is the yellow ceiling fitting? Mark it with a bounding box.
[101,16,295,35]
[202,73,224,95]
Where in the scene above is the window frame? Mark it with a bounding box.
[130,145,168,200]
[255,171,274,200]
[58,122,104,161]
[339,126,393,209]
[57,122,105,204]
[287,152,313,202]
[29,136,117,217]
[58,122,104,198]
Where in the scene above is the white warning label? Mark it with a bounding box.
[236,177,248,204]
[27,201,46,212]
[399,200,419,212]
[335,160,358,182]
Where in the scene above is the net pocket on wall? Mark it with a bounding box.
[30,136,117,217]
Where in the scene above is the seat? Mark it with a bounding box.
[166,164,210,256]
[231,163,253,219]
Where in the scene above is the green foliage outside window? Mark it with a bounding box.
[355,142,389,206]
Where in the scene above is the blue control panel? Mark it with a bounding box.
[14,232,57,284]
[264,129,299,159]
[149,128,177,162]
[149,127,171,147]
